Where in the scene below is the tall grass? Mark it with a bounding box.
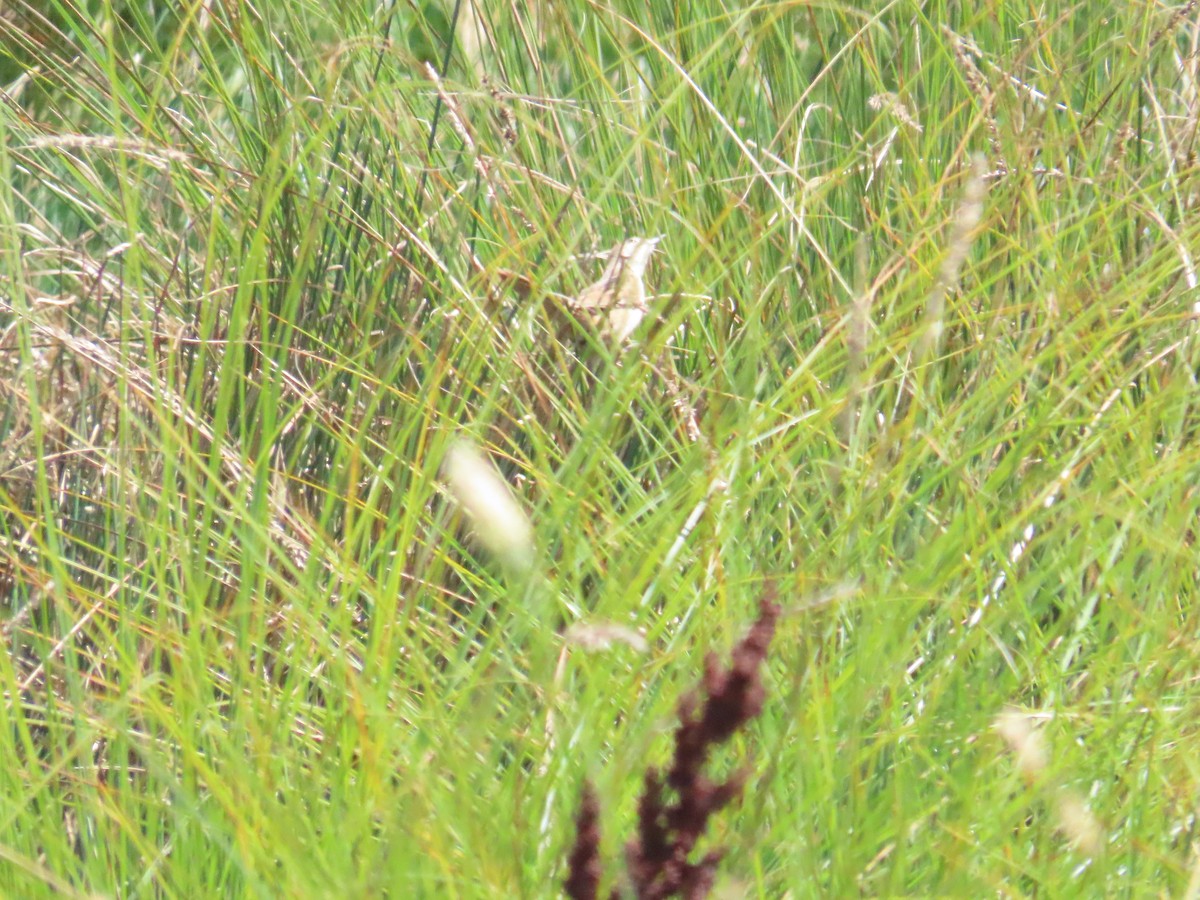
[1,0,1198,895]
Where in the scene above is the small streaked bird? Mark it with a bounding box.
[567,235,662,345]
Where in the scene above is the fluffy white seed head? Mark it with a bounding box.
[442,440,533,573]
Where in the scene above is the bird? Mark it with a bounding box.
[565,235,662,345]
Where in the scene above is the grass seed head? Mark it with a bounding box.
[442,439,534,574]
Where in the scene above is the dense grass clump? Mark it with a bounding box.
[1,1,1199,896]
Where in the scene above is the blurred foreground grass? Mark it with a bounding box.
[1,1,1199,896]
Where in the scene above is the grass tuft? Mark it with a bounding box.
[1,0,1199,895]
